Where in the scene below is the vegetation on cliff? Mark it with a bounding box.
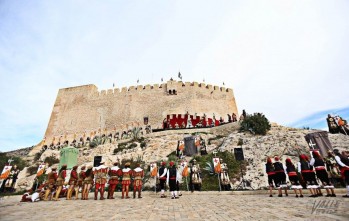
[240,113,271,135]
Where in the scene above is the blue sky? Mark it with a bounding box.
[1,1,349,151]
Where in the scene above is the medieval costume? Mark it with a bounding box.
[176,164,183,196]
[265,158,275,197]
[220,159,230,191]
[82,165,94,200]
[132,163,144,199]
[77,166,86,200]
[44,167,58,201]
[167,162,178,199]
[273,156,288,197]
[67,165,78,200]
[189,160,202,192]
[21,189,40,202]
[298,154,318,197]
[333,149,349,197]
[285,158,303,198]
[158,162,168,198]
[310,151,336,197]
[121,162,132,199]
[53,165,67,201]
[94,162,108,200]
[107,162,122,199]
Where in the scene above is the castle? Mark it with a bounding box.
[43,80,238,145]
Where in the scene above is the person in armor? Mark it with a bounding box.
[82,165,94,200]
[265,157,275,197]
[107,162,122,199]
[167,161,178,199]
[332,149,349,197]
[94,161,108,200]
[310,151,336,197]
[298,154,318,197]
[189,159,202,192]
[132,163,144,199]
[121,162,132,199]
[220,159,231,191]
[44,167,58,201]
[77,166,86,200]
[54,164,67,201]
[67,165,78,200]
[158,161,168,198]
[273,156,288,197]
[285,158,303,198]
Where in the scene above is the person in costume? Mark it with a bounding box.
[285,158,303,198]
[132,163,144,199]
[273,156,288,197]
[189,159,202,192]
[158,161,168,198]
[107,162,122,199]
[121,162,132,199]
[67,165,78,200]
[265,157,275,197]
[167,161,178,199]
[333,149,349,197]
[43,167,58,201]
[220,159,231,191]
[54,164,67,201]
[176,163,183,197]
[298,154,318,197]
[82,165,94,200]
[310,151,336,197]
[93,161,108,200]
[20,188,40,202]
[77,166,86,200]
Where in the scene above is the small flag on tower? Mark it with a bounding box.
[178,72,182,80]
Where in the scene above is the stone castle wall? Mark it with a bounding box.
[44,80,238,143]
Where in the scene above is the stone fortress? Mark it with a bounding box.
[43,79,238,145]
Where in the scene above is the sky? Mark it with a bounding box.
[0,1,348,152]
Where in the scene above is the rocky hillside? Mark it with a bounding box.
[8,122,349,191]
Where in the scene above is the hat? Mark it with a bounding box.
[161,162,166,166]
[169,161,174,166]
[274,156,279,161]
[266,157,272,164]
[73,165,78,170]
[299,154,307,160]
[312,151,321,158]
[333,149,339,154]
[125,162,131,166]
[285,158,292,163]
[51,167,57,171]
[81,166,86,170]
[136,163,141,167]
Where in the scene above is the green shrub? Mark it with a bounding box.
[27,166,37,175]
[44,155,59,166]
[240,112,271,135]
[0,153,27,171]
[34,152,41,161]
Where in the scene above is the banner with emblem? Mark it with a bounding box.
[36,164,46,177]
[213,158,221,173]
[0,165,12,180]
[181,160,189,177]
[150,162,157,177]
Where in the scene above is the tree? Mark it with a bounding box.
[240,112,271,135]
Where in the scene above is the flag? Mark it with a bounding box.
[203,78,205,82]
[161,78,163,82]
[113,83,115,87]
[181,161,189,177]
[137,79,139,83]
[178,72,182,80]
[178,140,185,151]
[150,163,157,177]
[223,82,225,85]
[36,164,46,177]
[0,165,12,179]
[213,158,221,173]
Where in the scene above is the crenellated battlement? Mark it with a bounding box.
[44,79,238,141]
[61,80,233,98]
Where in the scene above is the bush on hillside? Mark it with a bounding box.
[44,155,59,166]
[0,153,27,171]
[240,112,271,135]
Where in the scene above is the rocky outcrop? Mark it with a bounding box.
[6,122,349,191]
